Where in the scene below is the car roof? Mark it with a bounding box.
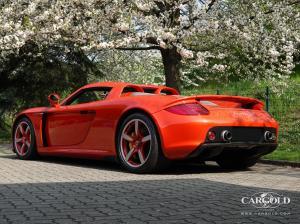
[82,82,177,91]
[82,82,131,89]
[61,82,179,105]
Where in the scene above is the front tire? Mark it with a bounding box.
[117,113,168,173]
[13,117,38,160]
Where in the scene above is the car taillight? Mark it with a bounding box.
[165,103,209,115]
[207,131,216,141]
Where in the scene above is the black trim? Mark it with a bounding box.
[42,112,48,147]
[80,110,96,115]
[188,142,277,160]
[63,87,112,106]
[202,142,277,148]
[206,126,277,143]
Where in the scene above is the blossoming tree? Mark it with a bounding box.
[0,0,299,90]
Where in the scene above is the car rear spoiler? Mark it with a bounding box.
[167,95,265,110]
[196,95,263,104]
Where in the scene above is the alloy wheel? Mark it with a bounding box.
[14,121,31,156]
[120,119,152,168]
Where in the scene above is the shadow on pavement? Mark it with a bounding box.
[0,178,298,224]
[0,151,242,175]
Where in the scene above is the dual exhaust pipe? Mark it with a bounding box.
[219,130,276,142]
[221,130,232,142]
[264,131,276,142]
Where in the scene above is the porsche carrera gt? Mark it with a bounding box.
[12,82,278,173]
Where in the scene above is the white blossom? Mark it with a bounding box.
[269,47,280,58]
[0,0,298,86]
[116,22,130,32]
[212,64,227,72]
[161,32,177,42]
[179,48,194,59]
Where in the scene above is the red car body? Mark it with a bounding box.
[12,82,278,172]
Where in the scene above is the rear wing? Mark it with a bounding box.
[197,95,264,110]
[165,95,264,110]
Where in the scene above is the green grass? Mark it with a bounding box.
[183,76,300,162]
[263,150,300,162]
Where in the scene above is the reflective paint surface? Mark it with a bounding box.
[12,82,279,161]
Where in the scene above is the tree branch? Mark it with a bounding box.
[116,46,161,51]
[206,0,217,13]
[181,0,218,30]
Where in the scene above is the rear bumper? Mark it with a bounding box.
[152,109,278,160]
[188,142,277,160]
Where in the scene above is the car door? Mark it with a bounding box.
[46,87,110,147]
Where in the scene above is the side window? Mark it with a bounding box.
[160,89,172,95]
[122,87,140,93]
[143,88,156,93]
[66,87,111,105]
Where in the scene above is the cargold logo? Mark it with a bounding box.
[241,192,291,209]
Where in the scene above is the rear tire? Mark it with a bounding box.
[117,113,168,173]
[216,157,258,170]
[13,117,38,160]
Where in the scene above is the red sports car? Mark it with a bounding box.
[12,82,278,173]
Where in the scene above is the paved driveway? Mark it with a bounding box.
[0,144,299,224]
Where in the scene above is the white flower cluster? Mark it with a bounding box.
[0,0,299,84]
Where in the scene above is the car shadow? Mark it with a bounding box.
[0,149,246,175]
[43,156,240,175]
[0,143,260,174]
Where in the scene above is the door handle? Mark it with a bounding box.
[80,110,96,115]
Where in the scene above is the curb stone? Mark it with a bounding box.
[258,159,300,168]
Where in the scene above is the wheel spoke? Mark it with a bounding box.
[142,135,151,142]
[25,141,30,148]
[134,120,139,135]
[122,133,133,142]
[15,138,22,143]
[19,125,25,135]
[20,144,25,155]
[125,148,135,161]
[121,118,152,168]
[25,126,30,134]
[138,150,145,164]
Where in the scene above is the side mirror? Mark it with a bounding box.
[48,93,60,107]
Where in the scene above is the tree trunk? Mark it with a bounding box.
[160,47,182,92]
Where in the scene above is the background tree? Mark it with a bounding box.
[182,0,300,87]
[92,49,164,84]
[0,41,102,128]
[0,0,299,91]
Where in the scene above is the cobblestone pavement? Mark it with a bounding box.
[0,144,299,224]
